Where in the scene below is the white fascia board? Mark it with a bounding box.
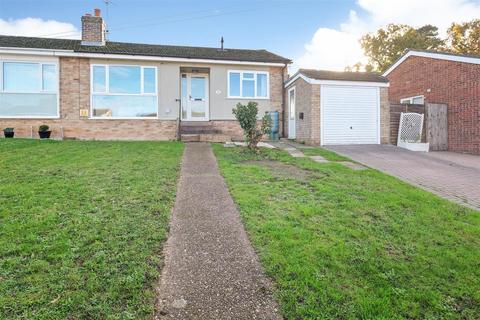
[383,50,480,76]
[0,47,286,66]
[285,73,389,88]
[312,79,389,87]
[284,73,312,87]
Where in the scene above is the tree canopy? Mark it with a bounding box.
[447,19,480,55]
[358,24,444,73]
[350,18,480,73]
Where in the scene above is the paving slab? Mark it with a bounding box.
[280,139,315,149]
[155,143,281,320]
[309,155,329,163]
[327,145,480,210]
[289,151,305,158]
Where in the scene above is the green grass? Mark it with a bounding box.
[212,144,480,320]
[0,139,183,319]
[302,146,350,161]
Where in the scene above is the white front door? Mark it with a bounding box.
[288,87,296,139]
[181,73,209,121]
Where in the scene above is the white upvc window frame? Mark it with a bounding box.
[227,70,270,99]
[90,64,158,119]
[400,95,424,105]
[0,59,60,119]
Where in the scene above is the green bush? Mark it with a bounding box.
[38,125,50,132]
[3,128,14,133]
[232,102,272,150]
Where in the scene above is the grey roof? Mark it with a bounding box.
[0,35,291,64]
[295,69,388,83]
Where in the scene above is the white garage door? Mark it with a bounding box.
[321,85,379,145]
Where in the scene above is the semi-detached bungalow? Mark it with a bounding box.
[0,9,290,141]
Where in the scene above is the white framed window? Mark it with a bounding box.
[400,95,424,105]
[0,60,59,118]
[228,70,269,99]
[90,64,158,119]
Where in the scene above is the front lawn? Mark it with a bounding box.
[0,139,183,319]
[213,145,480,319]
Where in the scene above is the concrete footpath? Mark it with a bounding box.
[155,143,281,320]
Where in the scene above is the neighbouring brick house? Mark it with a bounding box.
[284,69,390,145]
[384,49,480,155]
[0,9,290,141]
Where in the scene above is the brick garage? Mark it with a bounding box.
[385,50,480,155]
[284,69,390,146]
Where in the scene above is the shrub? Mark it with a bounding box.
[38,125,50,132]
[232,102,272,150]
[3,128,14,133]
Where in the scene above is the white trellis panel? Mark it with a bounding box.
[398,112,424,143]
[397,112,429,152]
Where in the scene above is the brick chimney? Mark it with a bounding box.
[81,9,106,46]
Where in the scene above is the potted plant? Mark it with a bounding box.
[3,128,14,138]
[38,125,52,139]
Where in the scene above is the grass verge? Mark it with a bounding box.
[0,139,183,319]
[301,147,351,161]
[213,144,480,320]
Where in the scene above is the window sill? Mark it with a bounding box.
[88,117,159,120]
[227,97,270,100]
[0,116,60,119]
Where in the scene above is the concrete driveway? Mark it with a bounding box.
[326,145,480,210]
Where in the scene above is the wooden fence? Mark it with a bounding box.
[390,103,448,150]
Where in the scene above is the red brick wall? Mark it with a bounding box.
[387,56,480,154]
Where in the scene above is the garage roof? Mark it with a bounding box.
[285,69,389,87]
[298,69,387,82]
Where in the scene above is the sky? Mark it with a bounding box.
[1,0,480,72]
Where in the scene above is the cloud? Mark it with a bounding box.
[295,27,366,71]
[0,17,79,39]
[295,0,480,71]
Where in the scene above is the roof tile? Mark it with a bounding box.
[0,35,291,64]
[297,69,388,83]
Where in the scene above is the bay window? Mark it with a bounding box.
[91,65,158,118]
[0,61,58,118]
[228,70,269,99]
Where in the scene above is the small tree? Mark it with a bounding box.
[232,102,272,150]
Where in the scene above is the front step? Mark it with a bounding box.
[181,127,221,134]
[181,134,200,142]
[180,133,231,143]
[180,121,221,135]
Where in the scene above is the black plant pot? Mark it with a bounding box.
[38,131,51,139]
[4,131,14,138]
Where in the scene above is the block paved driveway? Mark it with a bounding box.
[326,145,480,210]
